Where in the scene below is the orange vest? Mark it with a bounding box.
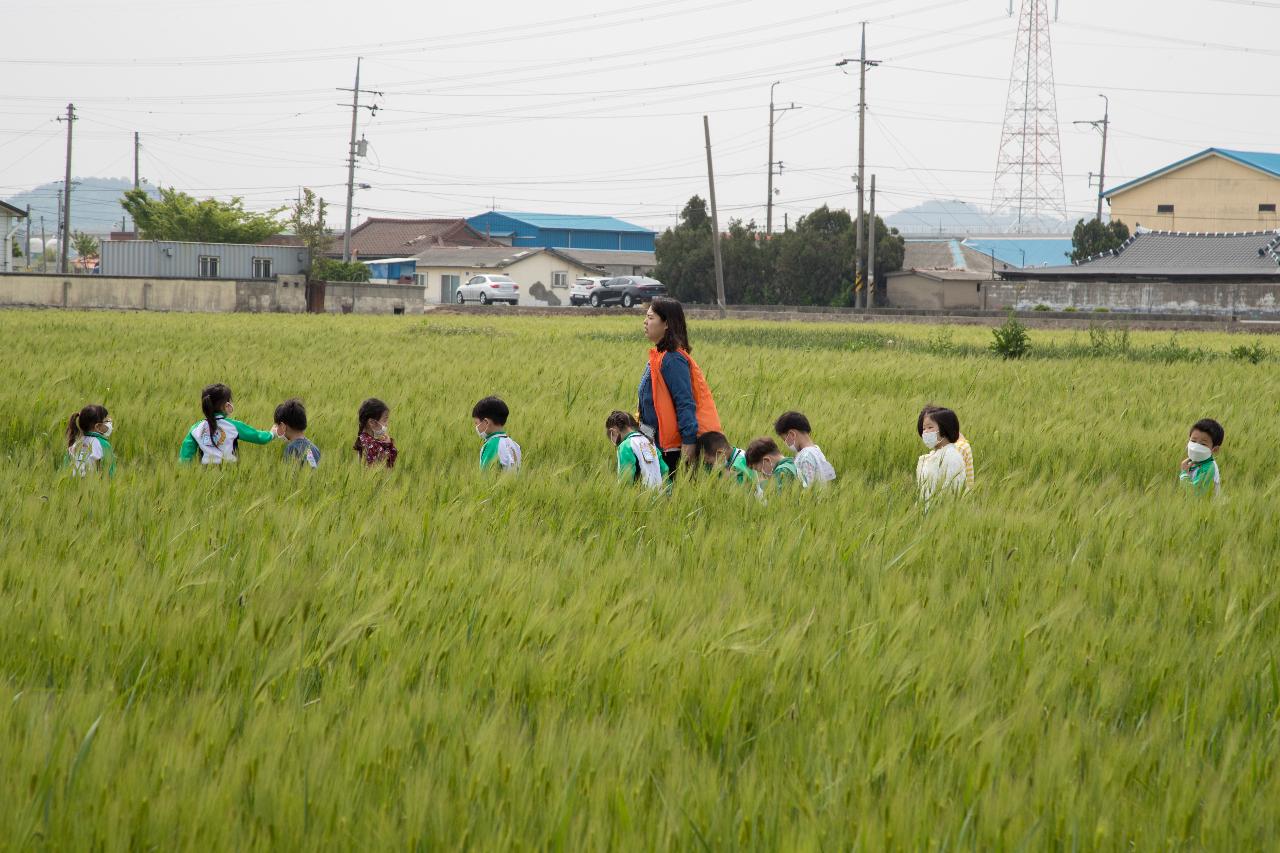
[648,348,722,451]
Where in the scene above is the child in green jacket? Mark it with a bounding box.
[65,404,116,476]
[179,383,278,464]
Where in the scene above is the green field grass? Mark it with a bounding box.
[2,310,1278,849]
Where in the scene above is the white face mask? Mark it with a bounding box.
[922,430,939,450]
[475,424,487,439]
[1187,441,1213,463]
[101,421,113,438]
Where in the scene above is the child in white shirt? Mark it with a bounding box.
[916,406,966,502]
[773,410,836,488]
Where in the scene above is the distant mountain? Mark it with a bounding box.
[886,198,1068,236]
[4,177,160,237]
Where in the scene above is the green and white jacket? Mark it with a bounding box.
[65,431,116,477]
[180,414,275,464]
[616,430,668,488]
[480,431,522,471]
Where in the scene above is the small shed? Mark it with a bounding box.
[100,239,308,279]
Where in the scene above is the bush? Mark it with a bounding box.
[1033,304,1051,312]
[1088,324,1130,357]
[1149,334,1209,363]
[313,257,370,283]
[989,310,1031,360]
[1229,339,1271,364]
[1064,306,1078,313]
[1093,307,1110,313]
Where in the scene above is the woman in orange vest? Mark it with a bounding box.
[638,297,722,475]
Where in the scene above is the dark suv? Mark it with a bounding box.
[588,276,666,308]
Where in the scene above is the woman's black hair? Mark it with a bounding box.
[66,404,109,449]
[201,384,232,445]
[354,397,390,452]
[649,297,691,354]
[919,406,960,444]
[605,410,639,433]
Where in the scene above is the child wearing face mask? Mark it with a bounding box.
[920,404,973,489]
[773,411,836,488]
[606,409,667,488]
[64,403,116,476]
[353,397,397,468]
[473,396,521,472]
[1179,418,1223,496]
[180,383,279,464]
[745,437,799,492]
[915,406,966,502]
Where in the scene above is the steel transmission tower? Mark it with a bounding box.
[991,0,1067,233]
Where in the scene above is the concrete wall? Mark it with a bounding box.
[982,279,1280,316]
[0,273,308,313]
[1108,155,1280,232]
[323,282,424,315]
[887,273,985,310]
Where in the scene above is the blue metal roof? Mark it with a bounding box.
[493,211,653,234]
[962,238,1073,269]
[1104,148,1280,198]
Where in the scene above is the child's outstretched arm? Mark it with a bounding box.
[228,419,276,446]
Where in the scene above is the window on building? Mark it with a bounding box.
[1260,203,1277,213]
[552,271,569,289]
[1156,204,1175,214]
[414,273,426,287]
[198,255,220,278]
[252,257,273,279]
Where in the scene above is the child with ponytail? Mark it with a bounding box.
[353,397,397,468]
[179,383,278,464]
[64,404,116,476]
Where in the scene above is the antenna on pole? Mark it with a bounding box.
[991,0,1067,234]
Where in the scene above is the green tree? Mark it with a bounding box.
[771,206,857,306]
[121,187,283,244]
[288,188,329,276]
[1070,218,1130,263]
[312,257,370,283]
[71,231,99,259]
[653,196,715,303]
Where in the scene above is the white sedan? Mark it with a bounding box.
[570,276,609,306]
[456,274,519,305]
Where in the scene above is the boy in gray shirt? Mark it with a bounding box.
[274,398,320,468]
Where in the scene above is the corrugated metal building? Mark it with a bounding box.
[465,211,656,252]
[100,240,309,278]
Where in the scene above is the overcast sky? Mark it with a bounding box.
[2,0,1277,234]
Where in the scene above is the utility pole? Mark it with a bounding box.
[766,82,800,235]
[1073,94,1110,222]
[838,25,878,308]
[24,205,31,271]
[703,115,727,318]
[57,103,76,275]
[134,131,141,190]
[40,216,47,273]
[865,174,876,311]
[339,57,381,262]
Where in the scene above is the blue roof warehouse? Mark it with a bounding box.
[466,211,656,252]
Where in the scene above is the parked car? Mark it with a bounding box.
[570,276,609,306]
[456,274,519,305]
[587,276,666,308]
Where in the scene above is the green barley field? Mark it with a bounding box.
[2,309,1279,849]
